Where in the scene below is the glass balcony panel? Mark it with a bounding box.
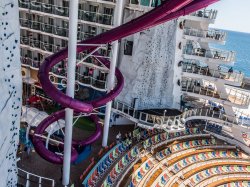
[31,22,41,30]
[19,0,30,8]
[41,3,52,13]
[190,9,217,20]
[44,24,53,33]
[30,1,42,11]
[52,5,69,17]
[20,19,30,27]
[99,14,112,25]
[140,0,150,6]
[130,0,139,5]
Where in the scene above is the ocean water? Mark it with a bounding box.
[210,30,250,77]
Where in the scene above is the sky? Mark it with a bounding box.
[207,0,250,33]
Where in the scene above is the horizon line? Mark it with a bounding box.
[209,26,250,34]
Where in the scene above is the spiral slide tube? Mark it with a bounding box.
[32,0,219,164]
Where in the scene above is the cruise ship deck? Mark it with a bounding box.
[0,0,250,187]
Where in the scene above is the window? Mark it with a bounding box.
[88,26,96,35]
[89,5,98,12]
[124,41,133,56]
[104,7,113,15]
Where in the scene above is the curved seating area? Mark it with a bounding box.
[185,165,250,186]
[143,128,201,149]
[200,174,250,187]
[82,140,133,187]
[83,127,250,187]
[129,157,155,186]
[101,146,138,187]
[218,181,250,187]
[156,138,216,160]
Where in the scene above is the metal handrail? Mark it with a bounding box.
[113,100,249,128]
[18,168,55,187]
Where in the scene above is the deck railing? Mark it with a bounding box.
[113,101,248,129]
[17,168,55,187]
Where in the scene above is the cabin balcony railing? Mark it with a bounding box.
[183,46,236,62]
[19,0,114,26]
[189,9,218,20]
[129,0,161,8]
[20,37,62,53]
[21,56,40,68]
[182,62,244,84]
[21,55,109,90]
[78,10,113,25]
[20,19,95,40]
[50,68,108,91]
[182,83,250,107]
[184,28,227,41]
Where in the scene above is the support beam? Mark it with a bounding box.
[102,0,125,147]
[62,0,79,185]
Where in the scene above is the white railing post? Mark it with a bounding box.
[122,103,124,113]
[52,180,55,187]
[39,178,42,187]
[102,0,125,147]
[26,174,30,187]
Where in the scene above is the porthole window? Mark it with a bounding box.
[178,42,182,50]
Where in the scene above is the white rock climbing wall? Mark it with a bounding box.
[0,0,21,186]
[117,9,178,109]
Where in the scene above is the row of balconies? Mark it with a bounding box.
[20,36,62,54]
[182,80,250,107]
[129,0,160,7]
[21,56,109,90]
[183,28,227,44]
[20,18,95,40]
[182,62,244,84]
[50,71,108,90]
[19,0,114,26]
[21,56,40,69]
[183,45,236,63]
[188,9,218,22]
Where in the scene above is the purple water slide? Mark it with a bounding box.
[32,0,219,164]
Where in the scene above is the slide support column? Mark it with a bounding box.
[62,0,79,185]
[102,0,125,147]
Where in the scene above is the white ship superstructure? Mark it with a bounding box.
[6,0,250,186]
[18,0,250,142]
